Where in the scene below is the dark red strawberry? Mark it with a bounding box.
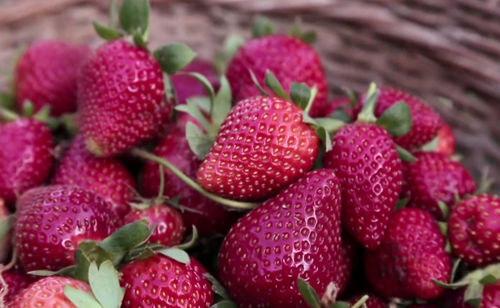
[323,123,403,249]
[120,254,213,308]
[357,87,441,150]
[365,208,451,300]
[449,194,500,267]
[339,234,358,292]
[15,185,122,271]
[1,271,32,304]
[141,121,239,236]
[78,40,171,156]
[197,96,319,201]
[436,122,455,156]
[51,135,136,216]
[402,152,476,219]
[0,118,54,205]
[15,40,90,116]
[348,293,385,308]
[218,169,347,307]
[9,276,91,308]
[171,59,220,105]
[227,34,328,116]
[124,204,185,247]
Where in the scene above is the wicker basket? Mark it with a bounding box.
[1,0,499,192]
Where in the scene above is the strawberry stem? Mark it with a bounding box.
[131,148,259,210]
[357,82,378,123]
[351,295,369,308]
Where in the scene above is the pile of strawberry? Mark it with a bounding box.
[0,0,499,307]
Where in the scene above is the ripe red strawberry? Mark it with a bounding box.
[0,271,32,304]
[124,204,185,247]
[358,87,441,150]
[226,34,328,116]
[15,40,90,116]
[402,152,476,219]
[348,294,385,308]
[120,254,213,308]
[0,118,54,205]
[218,169,347,307]
[78,40,171,156]
[9,276,91,308]
[171,59,220,104]
[141,121,239,236]
[436,122,455,156]
[51,135,136,216]
[339,234,358,291]
[15,185,122,271]
[197,96,319,201]
[364,208,451,300]
[449,194,500,267]
[323,123,403,249]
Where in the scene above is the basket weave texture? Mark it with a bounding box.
[1,0,499,192]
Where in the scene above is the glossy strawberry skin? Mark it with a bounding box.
[120,255,213,308]
[15,185,122,272]
[124,204,185,247]
[9,276,90,308]
[15,40,90,116]
[51,135,136,216]
[365,208,451,300]
[141,122,239,237]
[1,271,32,304]
[449,194,500,267]
[197,96,319,201]
[171,59,219,104]
[227,35,328,116]
[78,40,170,156]
[0,118,54,205]
[436,122,455,156]
[366,87,441,150]
[218,169,346,308]
[323,123,403,249]
[402,152,476,219]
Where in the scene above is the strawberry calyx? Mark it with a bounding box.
[433,262,500,308]
[0,101,60,129]
[298,278,368,308]
[204,272,238,307]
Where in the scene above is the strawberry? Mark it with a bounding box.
[0,199,11,263]
[120,254,213,308]
[141,121,239,236]
[323,122,403,249]
[358,87,441,150]
[15,40,90,116]
[449,194,500,267]
[402,152,476,219]
[51,135,136,216]
[218,169,348,307]
[436,122,455,156]
[15,185,122,271]
[443,283,500,308]
[0,118,54,205]
[171,59,220,104]
[348,294,385,308]
[226,34,328,116]
[197,95,319,201]
[78,40,171,156]
[1,271,32,304]
[364,208,451,300]
[9,276,90,308]
[124,204,185,247]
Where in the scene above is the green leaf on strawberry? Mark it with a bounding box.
[88,261,124,308]
[119,0,150,42]
[185,121,213,160]
[0,215,13,245]
[154,43,196,75]
[64,285,103,308]
[290,18,317,44]
[395,144,416,162]
[214,34,245,74]
[376,101,412,137]
[159,247,190,264]
[92,22,123,40]
[252,15,275,38]
[297,278,321,308]
[264,70,290,100]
